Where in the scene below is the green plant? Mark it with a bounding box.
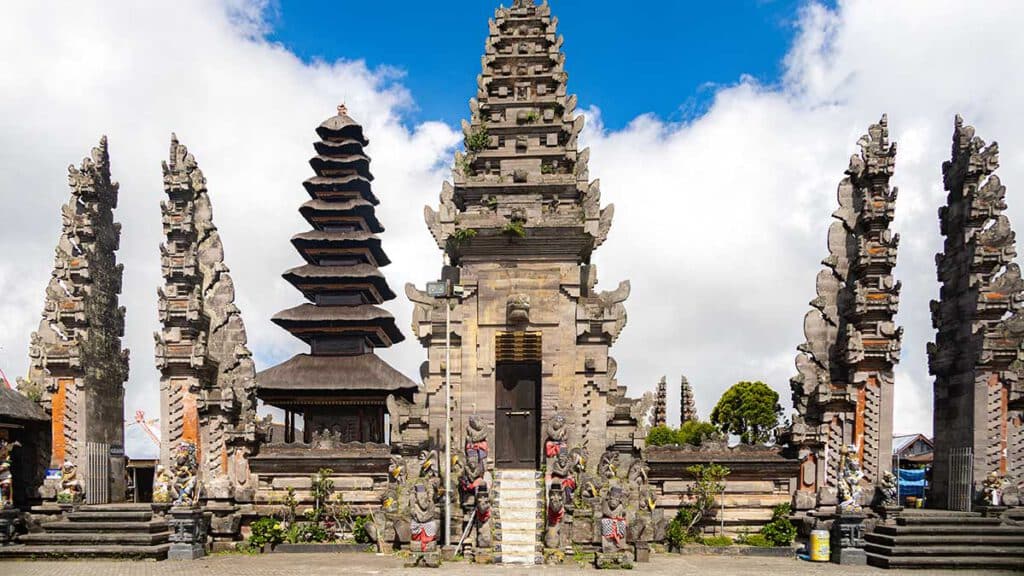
[482,195,498,210]
[646,425,677,446]
[665,507,698,551]
[502,222,526,237]
[540,162,554,174]
[352,515,371,544]
[280,487,299,524]
[686,463,730,535]
[465,125,490,153]
[700,535,733,547]
[456,154,474,176]
[248,517,284,549]
[759,503,796,546]
[710,381,782,444]
[737,533,772,547]
[524,110,540,123]
[678,420,719,446]
[309,468,334,523]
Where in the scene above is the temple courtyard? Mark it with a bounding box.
[0,554,1017,576]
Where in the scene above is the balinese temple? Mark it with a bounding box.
[405,0,641,469]
[929,116,1024,507]
[155,135,260,501]
[18,137,130,504]
[786,116,902,507]
[256,106,416,449]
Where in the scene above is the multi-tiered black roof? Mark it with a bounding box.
[257,107,415,396]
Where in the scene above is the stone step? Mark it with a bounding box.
[67,511,153,522]
[866,552,1024,570]
[496,480,539,489]
[41,519,169,533]
[873,524,1024,536]
[897,515,1002,526]
[897,509,982,517]
[497,529,538,544]
[0,543,171,559]
[866,532,1024,546]
[79,503,154,512]
[864,543,1024,557]
[498,509,539,522]
[19,531,172,545]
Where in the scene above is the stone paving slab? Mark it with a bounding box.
[0,553,1020,575]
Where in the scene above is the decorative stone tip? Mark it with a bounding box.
[337,103,348,116]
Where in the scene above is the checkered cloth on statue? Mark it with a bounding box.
[410,518,438,552]
[601,516,627,545]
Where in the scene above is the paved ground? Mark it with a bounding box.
[0,553,1019,576]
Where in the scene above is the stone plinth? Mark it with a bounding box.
[595,551,634,569]
[830,513,867,565]
[0,508,19,546]
[167,506,207,560]
[634,542,651,562]
[405,550,440,568]
[976,505,1008,518]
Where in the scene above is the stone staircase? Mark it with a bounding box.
[865,509,1024,570]
[494,469,542,564]
[0,503,171,559]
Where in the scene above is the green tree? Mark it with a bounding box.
[710,381,781,444]
[677,420,718,445]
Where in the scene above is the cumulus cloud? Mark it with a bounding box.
[1,0,1022,440]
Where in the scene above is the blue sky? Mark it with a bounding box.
[267,0,818,130]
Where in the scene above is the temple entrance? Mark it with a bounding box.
[494,361,541,469]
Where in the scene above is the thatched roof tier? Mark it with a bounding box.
[256,353,417,393]
[0,386,48,422]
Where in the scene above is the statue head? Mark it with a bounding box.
[413,482,432,510]
[548,482,564,512]
[477,486,491,514]
[606,486,624,512]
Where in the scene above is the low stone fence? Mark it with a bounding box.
[646,445,799,537]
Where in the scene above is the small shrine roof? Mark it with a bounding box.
[316,111,369,146]
[0,385,48,422]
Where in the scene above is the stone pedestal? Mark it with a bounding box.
[634,542,650,563]
[0,508,19,546]
[595,551,634,569]
[167,506,207,560]
[830,513,867,565]
[205,501,241,545]
[404,550,440,568]
[976,505,1008,519]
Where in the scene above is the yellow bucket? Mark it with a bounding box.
[809,529,830,562]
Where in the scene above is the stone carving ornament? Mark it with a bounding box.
[0,440,19,508]
[545,482,565,549]
[57,461,84,504]
[599,486,628,553]
[837,444,864,513]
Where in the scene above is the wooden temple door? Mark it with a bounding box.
[494,361,541,469]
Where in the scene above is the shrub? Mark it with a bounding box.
[737,533,772,547]
[759,503,796,546]
[248,517,284,549]
[677,420,718,446]
[465,126,490,153]
[646,425,677,446]
[352,515,371,544]
[665,508,697,551]
[502,222,526,237]
[700,535,733,547]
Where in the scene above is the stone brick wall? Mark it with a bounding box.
[646,446,799,536]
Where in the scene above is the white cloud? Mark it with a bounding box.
[1,0,1022,440]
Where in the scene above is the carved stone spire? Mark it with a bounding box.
[156,135,259,499]
[653,376,667,427]
[929,115,1024,503]
[680,375,697,425]
[19,137,130,500]
[786,115,902,500]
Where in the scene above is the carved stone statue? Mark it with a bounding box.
[545,413,568,458]
[474,486,493,550]
[367,487,408,552]
[598,449,619,481]
[981,471,1003,506]
[877,471,898,507]
[545,482,565,549]
[388,455,406,486]
[407,481,441,567]
[837,444,864,513]
[170,441,200,507]
[152,465,173,503]
[0,440,20,508]
[506,293,530,324]
[600,486,628,552]
[57,461,84,504]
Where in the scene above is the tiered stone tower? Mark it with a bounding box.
[19,137,130,503]
[406,0,634,466]
[929,116,1024,505]
[787,116,902,504]
[654,376,667,427]
[256,106,414,448]
[155,135,260,501]
[680,375,697,425]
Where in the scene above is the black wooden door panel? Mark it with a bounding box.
[495,362,540,469]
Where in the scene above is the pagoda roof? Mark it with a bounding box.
[309,154,372,180]
[316,113,369,146]
[256,352,417,393]
[272,303,404,346]
[298,199,383,233]
[314,139,366,157]
[291,230,390,266]
[302,175,378,205]
[282,263,396,302]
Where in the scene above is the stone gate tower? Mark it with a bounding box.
[405,0,639,467]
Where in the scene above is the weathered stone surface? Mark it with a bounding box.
[785,116,901,499]
[18,137,129,503]
[680,375,697,425]
[929,115,1024,504]
[156,135,259,502]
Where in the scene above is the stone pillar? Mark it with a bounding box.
[167,506,207,560]
[830,513,867,565]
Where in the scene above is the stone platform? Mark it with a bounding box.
[0,503,171,559]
